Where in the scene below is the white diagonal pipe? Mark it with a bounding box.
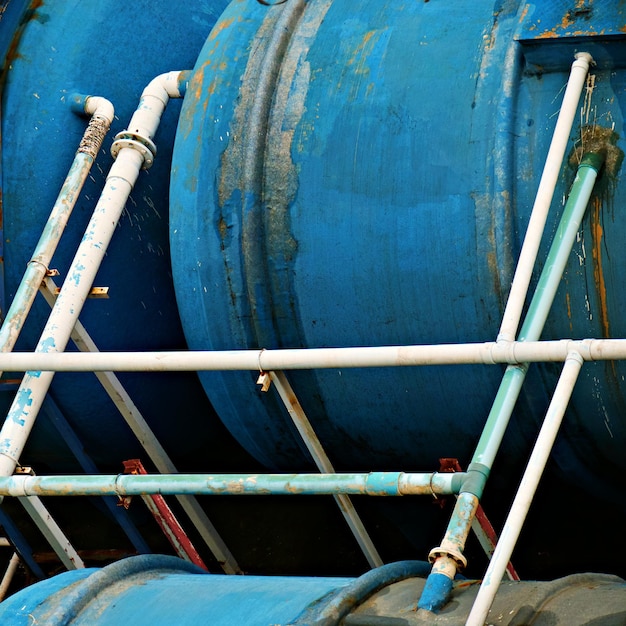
[0,552,20,601]
[465,351,584,626]
[0,72,187,478]
[0,95,113,364]
[497,52,593,342]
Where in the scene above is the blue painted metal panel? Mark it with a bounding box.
[171,0,512,469]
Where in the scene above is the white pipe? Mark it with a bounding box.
[465,351,583,626]
[83,96,115,125]
[0,553,20,602]
[39,277,242,575]
[0,94,113,363]
[497,52,593,343]
[126,71,185,138]
[0,337,624,372]
[270,371,383,568]
[0,72,187,478]
[19,496,85,570]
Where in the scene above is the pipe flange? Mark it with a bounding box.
[428,546,468,570]
[111,132,157,169]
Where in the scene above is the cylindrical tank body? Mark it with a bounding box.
[170,1,626,507]
[0,555,624,625]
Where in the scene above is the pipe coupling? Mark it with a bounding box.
[111,132,157,169]
[428,546,467,570]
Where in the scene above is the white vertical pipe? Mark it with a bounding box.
[465,351,583,626]
[497,52,592,342]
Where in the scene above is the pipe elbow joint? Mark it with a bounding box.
[143,70,190,103]
[84,96,115,125]
[580,150,606,173]
[574,51,594,69]
[69,94,114,125]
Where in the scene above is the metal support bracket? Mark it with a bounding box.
[15,468,84,571]
[121,459,207,571]
[266,370,383,569]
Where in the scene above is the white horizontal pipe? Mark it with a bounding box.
[0,338,624,372]
[498,52,593,342]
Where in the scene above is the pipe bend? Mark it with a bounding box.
[69,93,115,125]
[83,96,115,125]
[142,70,189,103]
[121,70,191,151]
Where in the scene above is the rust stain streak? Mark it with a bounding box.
[590,197,609,339]
[565,291,573,333]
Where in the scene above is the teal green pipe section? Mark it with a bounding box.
[420,152,604,612]
[474,155,601,470]
[0,471,465,498]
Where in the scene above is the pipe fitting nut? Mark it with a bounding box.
[111,133,157,169]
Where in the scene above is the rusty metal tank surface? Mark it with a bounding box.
[170,0,626,509]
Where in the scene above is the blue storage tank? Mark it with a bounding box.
[170,0,626,507]
[2,0,626,622]
[0,0,233,469]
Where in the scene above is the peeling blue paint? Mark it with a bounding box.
[39,336,57,353]
[10,389,33,426]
